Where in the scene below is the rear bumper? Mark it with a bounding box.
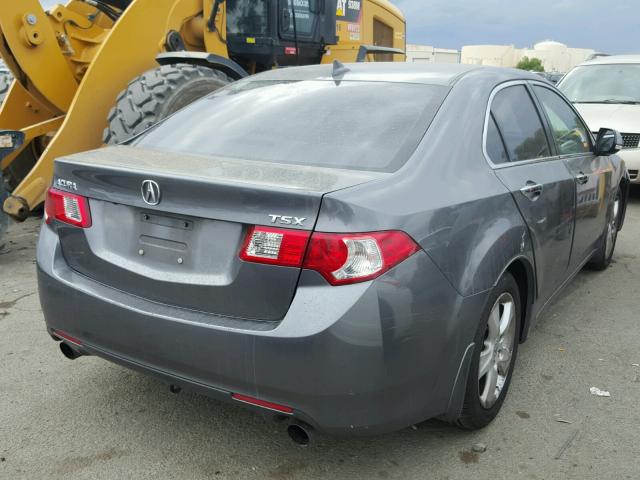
[37,223,489,435]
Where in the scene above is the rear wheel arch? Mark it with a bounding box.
[617,175,630,231]
[503,257,535,342]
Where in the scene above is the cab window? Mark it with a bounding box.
[227,0,269,36]
[533,85,592,155]
[280,0,318,37]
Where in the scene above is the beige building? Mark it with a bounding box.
[406,44,460,64]
[461,41,595,73]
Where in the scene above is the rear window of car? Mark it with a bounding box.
[132,80,449,173]
[490,85,551,162]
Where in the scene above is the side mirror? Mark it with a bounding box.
[0,130,25,153]
[595,128,623,156]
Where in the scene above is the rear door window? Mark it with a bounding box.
[533,85,592,155]
[133,80,449,173]
[491,85,551,162]
[486,114,509,164]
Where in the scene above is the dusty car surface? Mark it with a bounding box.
[37,63,629,438]
[559,55,640,184]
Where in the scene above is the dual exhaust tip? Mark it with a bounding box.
[58,342,314,446]
[59,341,84,360]
[286,422,313,446]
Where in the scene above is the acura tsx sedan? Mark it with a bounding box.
[37,62,629,439]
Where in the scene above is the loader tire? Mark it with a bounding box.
[104,63,233,145]
[0,67,13,106]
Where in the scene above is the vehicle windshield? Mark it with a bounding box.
[559,64,640,104]
[132,80,448,173]
[227,0,269,36]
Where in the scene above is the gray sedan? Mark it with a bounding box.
[37,63,629,441]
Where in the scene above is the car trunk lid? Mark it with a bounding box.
[52,145,386,321]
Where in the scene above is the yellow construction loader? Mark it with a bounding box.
[0,0,405,244]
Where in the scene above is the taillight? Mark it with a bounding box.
[239,227,420,286]
[44,187,92,228]
[303,231,420,285]
[239,226,310,267]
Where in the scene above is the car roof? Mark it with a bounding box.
[580,54,640,66]
[246,62,544,87]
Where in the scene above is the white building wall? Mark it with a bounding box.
[406,44,460,64]
[461,41,595,73]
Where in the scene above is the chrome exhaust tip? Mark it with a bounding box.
[287,422,313,447]
[59,341,83,360]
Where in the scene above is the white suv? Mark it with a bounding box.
[559,55,640,184]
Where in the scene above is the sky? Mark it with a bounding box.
[40,0,638,54]
[394,0,639,54]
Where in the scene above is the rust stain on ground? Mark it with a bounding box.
[52,448,130,476]
[0,292,35,310]
[459,450,479,464]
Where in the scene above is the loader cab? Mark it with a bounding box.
[226,0,337,73]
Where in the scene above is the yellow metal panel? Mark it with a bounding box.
[0,0,78,113]
[0,79,55,129]
[6,0,206,213]
[0,117,64,171]
[324,0,406,63]
[202,0,228,55]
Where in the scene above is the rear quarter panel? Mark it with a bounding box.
[317,70,536,298]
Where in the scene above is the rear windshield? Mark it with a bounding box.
[132,80,448,173]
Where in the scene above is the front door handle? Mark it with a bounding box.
[520,182,543,201]
[575,172,589,185]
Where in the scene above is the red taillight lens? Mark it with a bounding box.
[45,187,92,228]
[239,226,311,267]
[303,231,420,285]
[239,226,420,286]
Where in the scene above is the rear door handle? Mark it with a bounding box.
[520,182,543,201]
[575,172,589,185]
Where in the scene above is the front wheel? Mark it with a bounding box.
[455,272,521,430]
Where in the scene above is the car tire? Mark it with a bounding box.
[103,63,233,145]
[587,187,621,271]
[455,272,521,430]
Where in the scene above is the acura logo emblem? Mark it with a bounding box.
[141,180,161,206]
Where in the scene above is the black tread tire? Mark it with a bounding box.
[587,187,621,271]
[455,272,521,430]
[103,63,233,145]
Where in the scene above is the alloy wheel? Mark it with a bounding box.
[478,292,517,409]
[605,196,620,259]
